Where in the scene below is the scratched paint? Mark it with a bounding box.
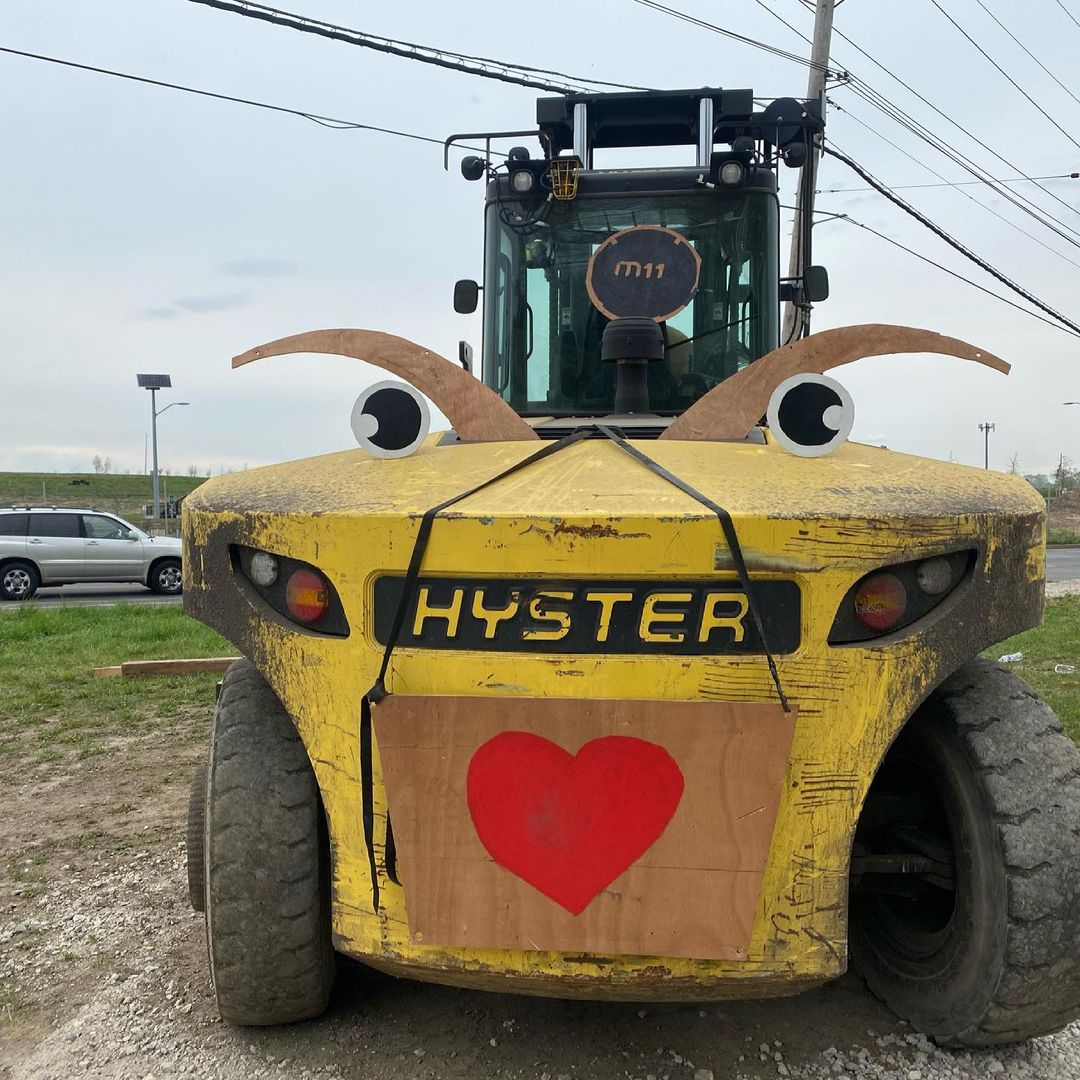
[183,432,1045,999]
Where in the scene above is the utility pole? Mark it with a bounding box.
[782,0,836,344]
[979,421,995,470]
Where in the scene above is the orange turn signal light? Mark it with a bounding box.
[285,568,330,624]
[854,572,907,633]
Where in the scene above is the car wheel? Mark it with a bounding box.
[149,558,183,595]
[204,659,335,1025]
[850,659,1080,1046]
[1,561,40,601]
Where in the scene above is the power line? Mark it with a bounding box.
[0,45,498,153]
[823,21,1080,226]
[974,0,1080,111]
[829,214,1080,339]
[928,0,1080,153]
[823,143,1080,335]
[820,172,1079,192]
[1054,0,1080,31]
[843,80,1080,247]
[182,0,648,94]
[632,0,839,74]
[826,96,1080,269]
[647,0,1080,243]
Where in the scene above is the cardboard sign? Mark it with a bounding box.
[374,695,796,960]
[586,225,701,322]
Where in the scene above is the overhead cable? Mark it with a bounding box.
[843,80,1080,246]
[824,21,1080,225]
[823,144,1080,336]
[827,97,1080,270]
[1054,0,1080,31]
[0,45,497,153]
[182,0,649,93]
[928,0,1080,153]
[820,172,1079,192]
[974,0,1080,111]
[632,0,842,75]
[829,214,1080,339]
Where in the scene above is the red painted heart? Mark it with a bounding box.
[466,732,685,915]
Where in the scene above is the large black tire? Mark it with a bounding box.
[186,761,207,912]
[1,560,40,601]
[148,557,183,595]
[204,658,335,1025]
[851,659,1080,1046]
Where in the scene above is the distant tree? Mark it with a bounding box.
[91,455,112,475]
[1008,452,1021,475]
[187,464,198,476]
[1054,454,1075,496]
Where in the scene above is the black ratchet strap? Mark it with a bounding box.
[358,422,789,913]
[594,425,789,713]
[359,426,594,912]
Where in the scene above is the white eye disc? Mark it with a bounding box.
[767,372,854,458]
[350,380,431,459]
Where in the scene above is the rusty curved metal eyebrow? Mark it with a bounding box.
[661,324,1010,442]
[233,328,539,443]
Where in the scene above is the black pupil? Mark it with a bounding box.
[777,381,843,446]
[364,388,423,451]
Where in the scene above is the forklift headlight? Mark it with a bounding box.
[718,161,745,186]
[248,550,279,587]
[510,169,536,194]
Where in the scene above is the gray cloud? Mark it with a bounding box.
[218,257,299,278]
[141,307,180,320]
[173,293,252,314]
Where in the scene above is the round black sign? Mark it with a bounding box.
[586,225,701,322]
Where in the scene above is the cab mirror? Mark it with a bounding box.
[453,279,480,314]
[803,265,830,303]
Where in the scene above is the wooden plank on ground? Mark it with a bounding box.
[92,657,239,679]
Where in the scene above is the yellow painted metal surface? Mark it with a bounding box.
[183,433,1045,999]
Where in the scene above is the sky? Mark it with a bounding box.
[2,0,1079,477]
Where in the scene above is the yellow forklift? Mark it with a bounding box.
[183,87,1080,1046]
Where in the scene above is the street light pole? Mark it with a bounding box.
[150,387,160,518]
[137,374,188,522]
[979,421,995,470]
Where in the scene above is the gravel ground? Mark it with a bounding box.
[1045,578,1080,599]
[4,842,1080,1080]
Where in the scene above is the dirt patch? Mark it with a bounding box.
[4,719,1080,1080]
[1049,490,1080,535]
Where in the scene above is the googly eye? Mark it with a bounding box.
[766,373,854,457]
[350,380,430,458]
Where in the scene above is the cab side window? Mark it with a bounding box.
[28,513,81,537]
[83,515,129,540]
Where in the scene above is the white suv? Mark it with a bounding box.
[0,507,183,601]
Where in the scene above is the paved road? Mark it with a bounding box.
[1,583,181,610]
[1049,545,1080,582]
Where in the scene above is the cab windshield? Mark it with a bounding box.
[482,190,778,415]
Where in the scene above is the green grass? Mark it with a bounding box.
[983,595,1080,742]
[1048,529,1080,546]
[0,471,207,524]
[0,599,1076,778]
[0,606,230,772]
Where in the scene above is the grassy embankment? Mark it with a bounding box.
[0,472,207,525]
